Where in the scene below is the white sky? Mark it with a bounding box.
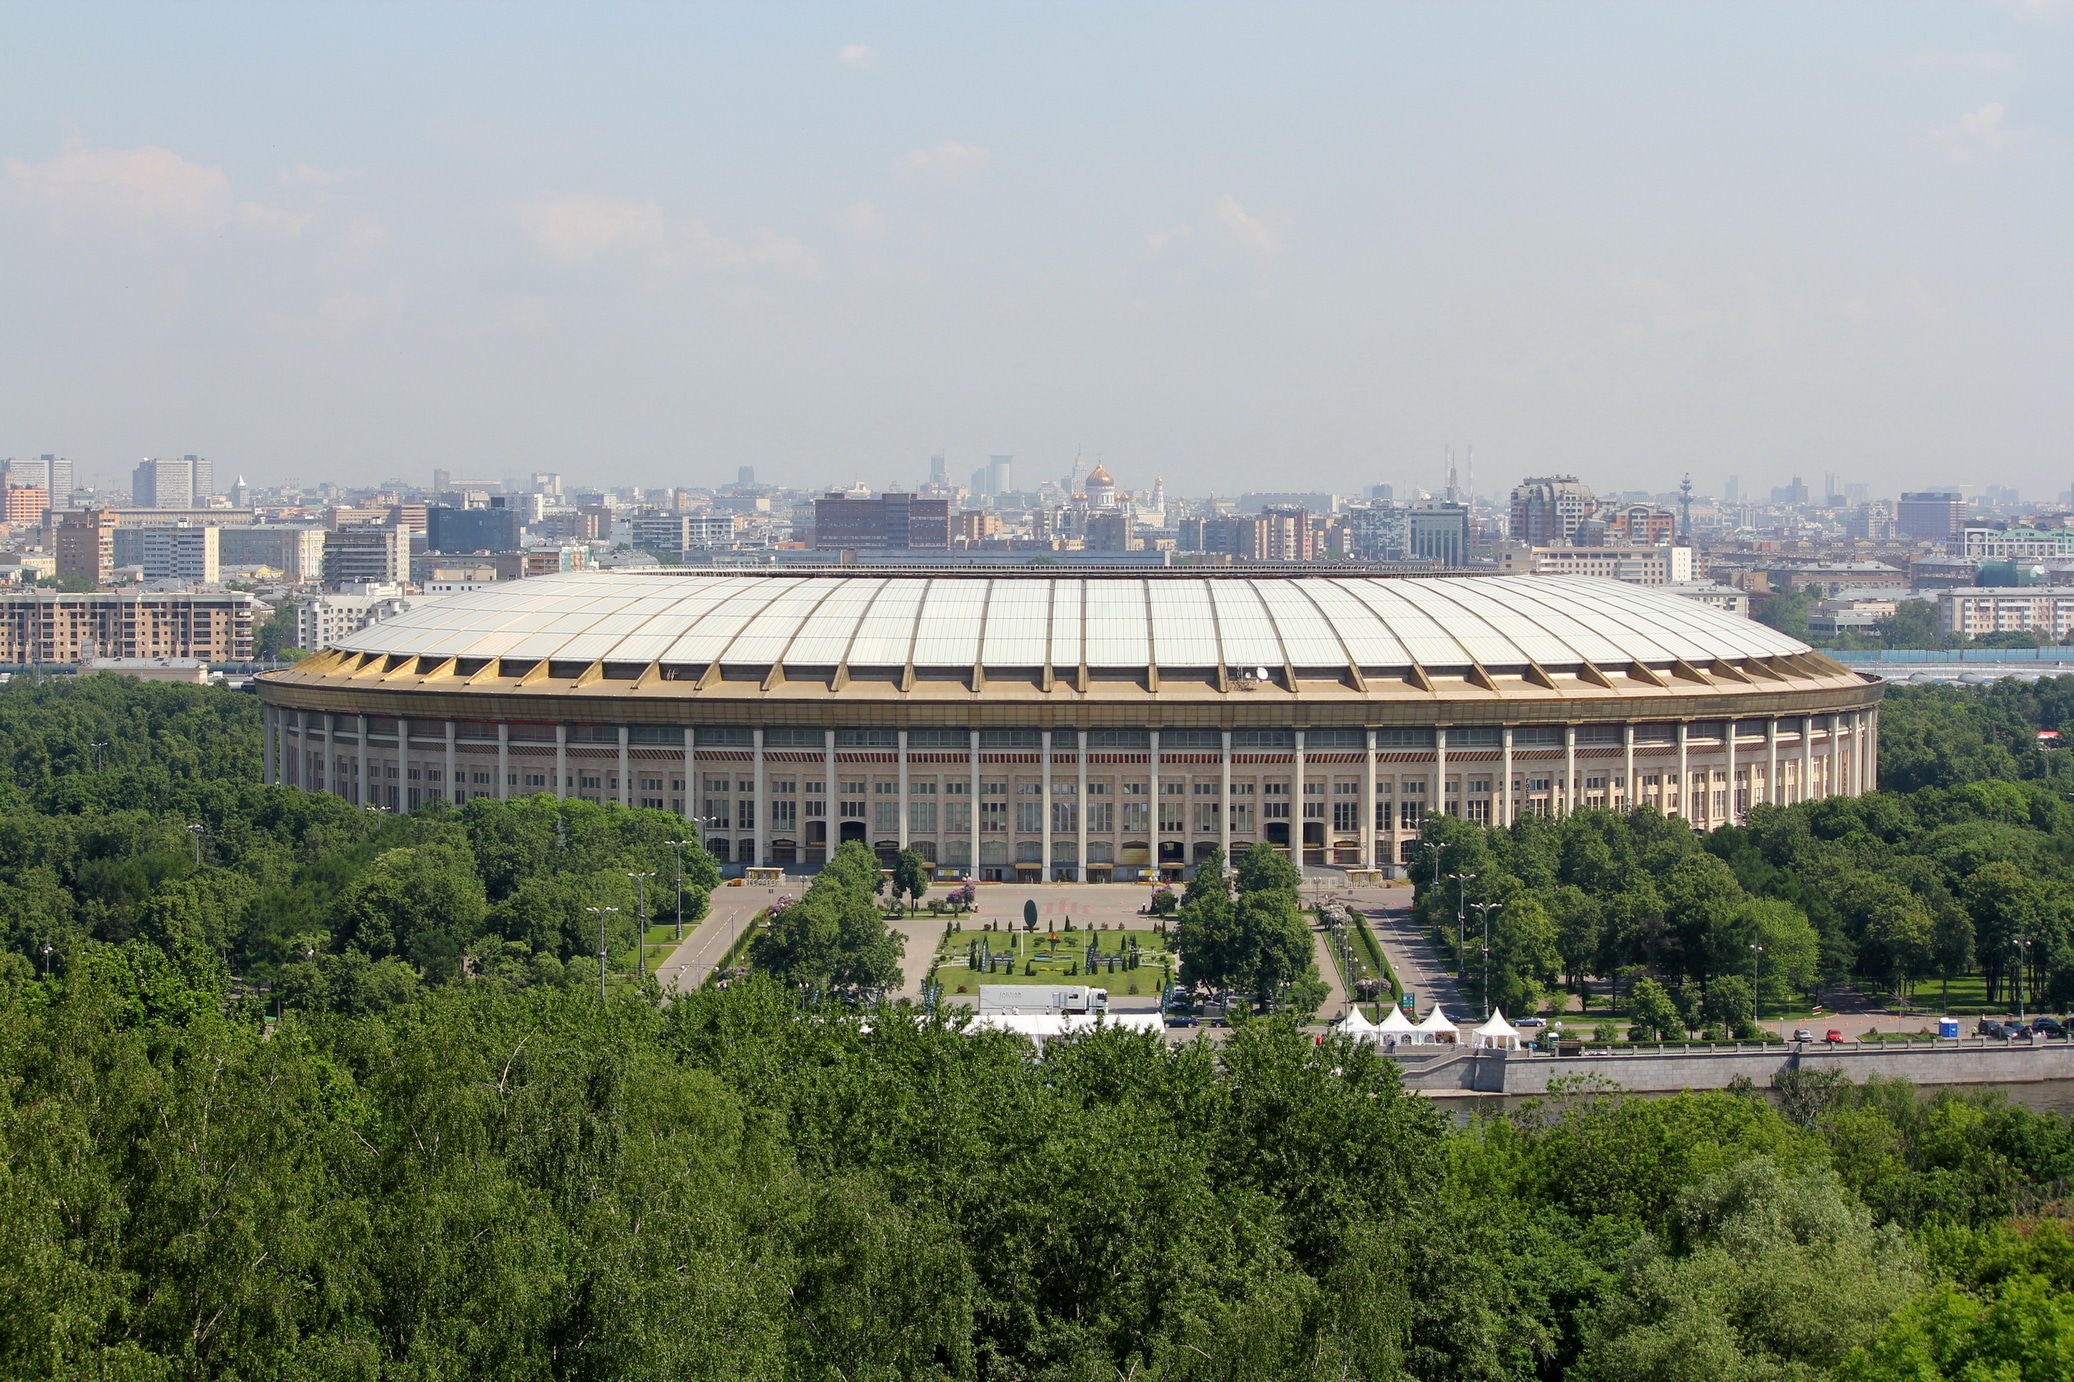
[0,3,2068,500]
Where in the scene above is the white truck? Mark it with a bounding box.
[977,985,1109,1016]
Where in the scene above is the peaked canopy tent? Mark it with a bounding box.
[1411,1004,1458,1044]
[1378,1003,1418,1042]
[1336,1004,1380,1039]
[1472,1010,1524,1050]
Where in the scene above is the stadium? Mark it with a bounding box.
[254,570,1882,880]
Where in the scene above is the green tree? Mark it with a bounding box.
[1628,977,1686,1041]
[1486,894,1560,1017]
[328,840,488,978]
[891,847,929,915]
[1580,1158,1920,1382]
[748,840,904,998]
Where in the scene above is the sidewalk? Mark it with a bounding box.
[650,882,786,994]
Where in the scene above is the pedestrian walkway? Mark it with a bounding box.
[650,881,786,994]
[1362,891,1475,1019]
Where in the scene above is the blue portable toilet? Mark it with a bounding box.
[1938,1017,1960,1039]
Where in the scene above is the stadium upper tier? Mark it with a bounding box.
[275,570,1860,709]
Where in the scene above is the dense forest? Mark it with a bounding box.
[3,674,2074,1378]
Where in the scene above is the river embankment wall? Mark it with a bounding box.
[1387,1038,2074,1096]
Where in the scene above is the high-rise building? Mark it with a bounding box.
[1348,503,1408,561]
[928,454,948,488]
[4,486,48,526]
[7,455,72,502]
[1897,491,1967,542]
[737,466,757,488]
[55,508,117,587]
[136,524,220,584]
[812,493,951,549]
[218,526,327,583]
[322,525,409,588]
[426,502,522,553]
[1508,477,1595,546]
[131,455,213,509]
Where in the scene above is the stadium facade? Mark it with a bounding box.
[254,571,1882,880]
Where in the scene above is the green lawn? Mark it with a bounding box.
[933,928,1172,997]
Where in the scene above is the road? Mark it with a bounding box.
[650,881,788,994]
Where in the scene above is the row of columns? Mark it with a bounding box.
[261,704,1878,871]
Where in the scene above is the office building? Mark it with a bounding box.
[296,585,416,651]
[218,526,328,584]
[426,503,522,554]
[113,524,220,583]
[812,493,951,550]
[322,525,409,588]
[1509,477,1596,546]
[131,455,214,509]
[1497,543,1694,586]
[1406,503,1470,569]
[5,486,49,526]
[258,571,1879,874]
[1897,492,1967,542]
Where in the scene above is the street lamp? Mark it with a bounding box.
[1750,942,1766,1031]
[186,823,206,869]
[627,872,655,979]
[586,906,619,1000]
[41,944,53,979]
[1469,900,1502,1018]
[1448,872,1477,982]
[665,840,688,941]
[2013,937,2032,1022]
[91,741,107,772]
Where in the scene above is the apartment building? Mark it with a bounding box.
[1940,587,2074,641]
[0,590,258,663]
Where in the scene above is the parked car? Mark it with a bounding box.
[1163,1011,1199,1029]
[1792,1028,1814,1044]
[2033,1017,2069,1039]
[1824,1028,1845,1044]
[1978,1018,2011,1040]
[1515,1016,1547,1029]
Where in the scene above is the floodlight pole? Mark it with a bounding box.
[1449,872,1476,982]
[627,872,654,978]
[586,905,618,1000]
[667,841,686,941]
[1469,900,1501,1018]
[1750,942,1765,1029]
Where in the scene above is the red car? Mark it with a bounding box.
[1824,1028,1844,1044]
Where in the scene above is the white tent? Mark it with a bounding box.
[1411,1003,1458,1045]
[1377,1003,1418,1042]
[1337,1004,1380,1040]
[1472,1009,1524,1050]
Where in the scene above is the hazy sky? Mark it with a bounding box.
[1,3,2068,500]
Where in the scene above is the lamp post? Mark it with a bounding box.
[665,840,687,941]
[1750,942,1766,1032]
[1469,900,1502,1018]
[186,823,206,869]
[41,944,53,979]
[1448,872,1476,982]
[627,871,655,978]
[91,741,107,772]
[586,906,619,1000]
[2013,937,2032,1022]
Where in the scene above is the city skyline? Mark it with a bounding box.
[3,4,2069,495]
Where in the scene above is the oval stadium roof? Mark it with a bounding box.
[327,571,1810,676]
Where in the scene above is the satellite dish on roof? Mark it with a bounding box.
[1255,666,1270,682]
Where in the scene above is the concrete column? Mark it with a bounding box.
[1293,729,1306,862]
[1621,724,1634,813]
[1868,707,1878,792]
[1434,727,1447,821]
[320,714,333,797]
[898,730,911,852]
[358,715,369,809]
[398,718,410,808]
[555,724,567,799]
[1502,726,1515,825]
[498,721,510,800]
[1149,730,1161,874]
[1563,725,1577,818]
[968,729,981,879]
[1040,729,1052,880]
[262,705,275,784]
[446,720,458,804]
[1765,718,1779,807]
[824,729,836,856]
[1076,730,1088,883]
[617,726,630,808]
[1800,714,1813,805]
[752,728,765,866]
[1220,730,1233,869]
[1675,721,1689,821]
[1725,717,1738,824]
[692,722,709,817]
[1858,710,1870,796]
[1363,729,1377,869]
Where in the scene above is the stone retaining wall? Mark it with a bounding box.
[1386,1039,2074,1095]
